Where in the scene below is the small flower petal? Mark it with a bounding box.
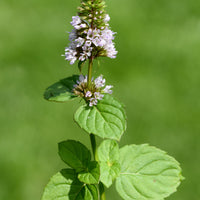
[94,92,104,100]
[85,91,92,97]
[103,85,113,94]
[94,75,106,88]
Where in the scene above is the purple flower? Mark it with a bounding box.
[71,16,81,27]
[103,85,113,94]
[94,75,106,88]
[73,75,113,107]
[86,91,92,97]
[89,98,98,107]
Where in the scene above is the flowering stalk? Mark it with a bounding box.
[42,1,184,200]
[88,57,93,89]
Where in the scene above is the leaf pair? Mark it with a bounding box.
[42,140,183,200]
[58,140,120,189]
[44,75,127,141]
[99,140,184,200]
[42,140,118,200]
[42,140,100,200]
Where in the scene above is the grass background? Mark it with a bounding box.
[0,0,200,199]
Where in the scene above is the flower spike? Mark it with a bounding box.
[63,0,117,65]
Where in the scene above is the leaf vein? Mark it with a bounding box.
[135,159,171,173]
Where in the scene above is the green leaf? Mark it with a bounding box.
[116,144,184,200]
[74,94,127,140]
[77,185,98,200]
[78,161,100,184]
[78,61,85,73]
[97,140,121,188]
[41,169,98,200]
[58,140,91,172]
[44,75,79,102]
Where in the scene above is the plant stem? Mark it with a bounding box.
[89,134,106,200]
[87,51,106,200]
[99,182,106,200]
[90,134,97,159]
[100,192,106,200]
[87,57,93,89]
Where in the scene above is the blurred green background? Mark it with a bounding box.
[0,0,200,199]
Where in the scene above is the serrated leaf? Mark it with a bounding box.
[116,144,183,200]
[78,161,100,184]
[58,140,91,172]
[97,140,121,187]
[44,75,79,102]
[74,94,127,140]
[41,169,98,200]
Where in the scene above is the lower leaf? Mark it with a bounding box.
[115,144,184,200]
[99,162,121,188]
[78,161,100,184]
[41,169,98,200]
[97,140,121,188]
[58,140,91,172]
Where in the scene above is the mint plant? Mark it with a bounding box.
[42,0,184,199]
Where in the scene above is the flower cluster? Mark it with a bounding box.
[73,75,113,107]
[63,0,117,65]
